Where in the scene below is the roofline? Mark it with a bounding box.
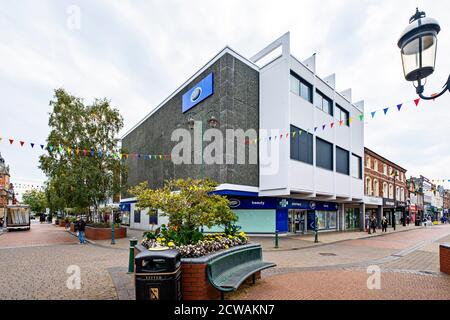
[364,147,407,172]
[121,46,259,140]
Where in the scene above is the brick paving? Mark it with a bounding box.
[0,223,128,300]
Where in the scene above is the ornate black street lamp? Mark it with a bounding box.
[398,8,449,99]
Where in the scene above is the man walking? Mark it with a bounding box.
[75,216,86,244]
[381,216,388,232]
[0,217,4,232]
[371,216,377,234]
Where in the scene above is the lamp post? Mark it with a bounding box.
[111,210,116,245]
[398,8,449,99]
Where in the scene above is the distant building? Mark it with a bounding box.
[406,177,424,225]
[0,153,15,220]
[363,148,407,227]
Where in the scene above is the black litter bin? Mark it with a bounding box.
[135,249,182,300]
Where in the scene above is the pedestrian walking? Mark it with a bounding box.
[75,216,86,244]
[0,217,4,232]
[406,215,410,226]
[371,216,377,233]
[381,216,388,232]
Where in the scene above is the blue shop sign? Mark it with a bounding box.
[227,196,338,211]
[182,73,214,113]
[119,203,131,212]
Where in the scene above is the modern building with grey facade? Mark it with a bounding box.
[121,32,365,233]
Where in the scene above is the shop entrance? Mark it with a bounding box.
[288,209,307,233]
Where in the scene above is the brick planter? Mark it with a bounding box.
[440,243,450,275]
[135,243,262,300]
[85,226,127,240]
[70,223,75,232]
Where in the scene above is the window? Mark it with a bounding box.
[149,210,158,225]
[335,104,349,126]
[134,210,141,223]
[366,156,371,168]
[290,71,312,102]
[336,146,349,175]
[316,137,333,171]
[400,188,405,201]
[383,182,388,197]
[383,164,387,175]
[373,160,378,172]
[366,177,372,195]
[290,125,313,164]
[373,179,379,196]
[314,90,333,116]
[351,154,362,179]
[389,184,394,199]
[396,186,400,200]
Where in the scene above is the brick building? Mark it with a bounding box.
[363,148,407,227]
[0,153,15,221]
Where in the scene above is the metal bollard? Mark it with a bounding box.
[128,238,138,273]
[274,230,279,249]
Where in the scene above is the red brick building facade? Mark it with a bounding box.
[364,148,408,226]
[0,153,15,220]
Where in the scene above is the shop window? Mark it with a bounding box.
[134,210,141,223]
[316,211,337,230]
[336,146,349,175]
[314,90,333,116]
[351,154,362,179]
[290,125,313,165]
[316,137,333,171]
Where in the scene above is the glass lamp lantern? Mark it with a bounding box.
[397,9,440,82]
[397,8,449,100]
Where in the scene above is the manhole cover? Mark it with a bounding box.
[419,270,433,275]
[319,253,337,256]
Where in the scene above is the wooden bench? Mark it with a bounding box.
[206,245,276,300]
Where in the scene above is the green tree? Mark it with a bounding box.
[39,89,127,221]
[22,189,47,214]
[129,178,237,231]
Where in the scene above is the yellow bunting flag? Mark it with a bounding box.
[349,117,353,124]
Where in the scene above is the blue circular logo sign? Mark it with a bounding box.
[190,87,202,102]
[228,199,240,208]
[309,201,316,210]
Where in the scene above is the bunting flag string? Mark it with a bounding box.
[0,95,434,161]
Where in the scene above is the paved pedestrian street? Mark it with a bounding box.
[0,222,449,300]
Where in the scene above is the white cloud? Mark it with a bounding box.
[0,0,449,188]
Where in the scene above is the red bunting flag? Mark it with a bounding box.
[330,122,334,128]
[414,98,420,106]
[339,120,344,126]
[9,139,14,145]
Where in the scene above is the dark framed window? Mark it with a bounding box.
[336,146,350,175]
[335,104,349,126]
[149,210,158,225]
[134,210,141,223]
[351,154,362,179]
[290,125,313,165]
[316,137,333,171]
[290,71,312,103]
[314,90,333,116]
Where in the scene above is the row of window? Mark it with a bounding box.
[365,156,405,181]
[134,210,158,224]
[365,177,405,201]
[290,71,350,126]
[290,125,362,178]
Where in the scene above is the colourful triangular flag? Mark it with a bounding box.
[330,122,334,128]
[9,139,14,145]
[322,124,326,130]
[30,143,35,148]
[371,111,376,118]
[359,114,364,121]
[314,127,318,132]
[383,107,389,115]
[349,117,353,124]
[397,104,403,111]
[414,98,420,106]
[40,144,44,150]
[339,120,343,126]
[49,145,54,152]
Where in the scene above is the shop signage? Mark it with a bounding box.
[383,198,395,207]
[409,204,417,213]
[364,196,383,206]
[227,196,338,211]
[182,73,214,113]
[396,201,406,207]
[119,203,131,212]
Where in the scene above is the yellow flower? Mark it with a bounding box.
[239,231,245,236]
[168,241,174,247]
[225,245,229,249]
[160,238,166,242]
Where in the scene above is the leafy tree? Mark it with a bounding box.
[129,178,237,231]
[22,189,47,214]
[39,89,127,221]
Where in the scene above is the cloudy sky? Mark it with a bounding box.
[1,0,449,191]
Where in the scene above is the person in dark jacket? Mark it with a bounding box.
[381,216,388,232]
[75,216,86,244]
[371,216,377,233]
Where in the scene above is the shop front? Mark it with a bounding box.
[225,195,339,234]
[119,203,131,226]
[345,208,360,230]
[396,201,407,225]
[408,204,417,224]
[383,198,395,225]
[364,196,382,229]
